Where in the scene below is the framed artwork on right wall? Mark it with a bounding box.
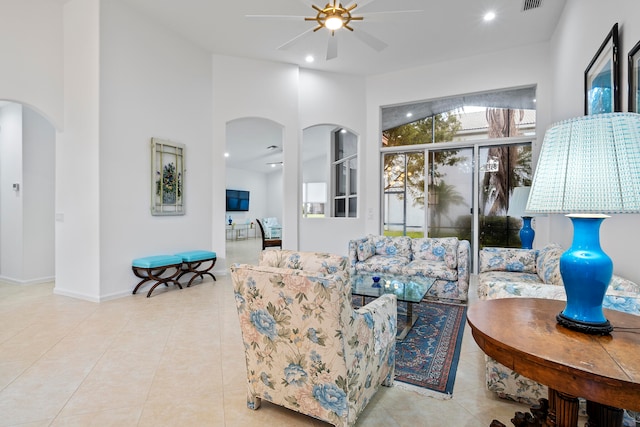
[628,40,640,113]
[584,23,620,115]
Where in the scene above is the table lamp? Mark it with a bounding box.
[506,186,535,249]
[526,113,640,334]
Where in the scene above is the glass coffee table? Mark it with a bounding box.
[350,272,436,340]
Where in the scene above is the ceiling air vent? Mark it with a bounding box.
[523,0,543,12]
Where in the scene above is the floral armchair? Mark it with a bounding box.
[231,250,397,427]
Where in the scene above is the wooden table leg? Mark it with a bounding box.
[547,388,579,427]
[585,400,624,427]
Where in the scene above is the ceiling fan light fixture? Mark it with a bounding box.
[325,14,344,30]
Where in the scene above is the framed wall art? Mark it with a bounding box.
[584,23,620,115]
[628,40,640,113]
[151,137,185,216]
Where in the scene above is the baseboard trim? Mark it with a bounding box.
[0,276,55,285]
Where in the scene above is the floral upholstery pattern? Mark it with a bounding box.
[535,243,564,286]
[411,237,459,269]
[231,250,397,427]
[479,248,538,274]
[478,244,640,406]
[348,236,470,303]
[259,249,348,275]
[371,235,411,258]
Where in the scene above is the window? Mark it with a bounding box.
[332,129,357,217]
[381,86,537,271]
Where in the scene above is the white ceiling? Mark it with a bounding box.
[119,0,566,76]
[115,0,566,174]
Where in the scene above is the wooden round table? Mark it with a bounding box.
[467,298,640,427]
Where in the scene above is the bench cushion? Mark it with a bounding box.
[174,250,217,263]
[132,255,183,268]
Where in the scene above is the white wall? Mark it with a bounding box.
[0,103,55,284]
[56,0,101,300]
[265,171,283,220]
[225,167,269,224]
[97,0,214,299]
[0,0,63,128]
[22,107,55,282]
[548,0,640,284]
[0,104,24,281]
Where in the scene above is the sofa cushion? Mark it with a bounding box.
[477,271,565,300]
[356,239,376,262]
[479,248,537,273]
[353,255,409,275]
[371,235,411,258]
[536,244,564,286]
[411,237,459,269]
[259,250,348,275]
[404,260,458,281]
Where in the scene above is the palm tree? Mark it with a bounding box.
[481,108,531,215]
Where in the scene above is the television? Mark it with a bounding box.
[226,189,250,212]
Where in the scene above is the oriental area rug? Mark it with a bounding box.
[353,298,467,399]
[393,301,467,398]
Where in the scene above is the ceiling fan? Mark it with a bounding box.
[247,0,421,61]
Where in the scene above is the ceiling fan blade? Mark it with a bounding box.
[346,0,379,12]
[277,27,315,51]
[352,28,388,52]
[246,15,307,21]
[359,10,424,22]
[296,0,316,6]
[326,36,338,60]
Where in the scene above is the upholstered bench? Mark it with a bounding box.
[175,250,217,287]
[132,255,183,297]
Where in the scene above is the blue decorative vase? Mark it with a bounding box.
[520,217,534,249]
[557,215,613,334]
[371,276,381,288]
[228,216,232,225]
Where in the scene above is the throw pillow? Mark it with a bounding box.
[356,240,376,262]
[372,235,411,258]
[537,244,564,286]
[411,237,459,269]
[479,248,537,273]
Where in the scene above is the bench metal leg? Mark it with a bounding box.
[176,258,217,287]
[132,264,182,297]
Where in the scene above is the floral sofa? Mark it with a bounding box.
[231,250,397,427]
[348,235,470,303]
[478,243,640,406]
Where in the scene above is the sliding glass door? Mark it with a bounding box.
[427,148,474,240]
[382,142,531,272]
[478,143,532,249]
[383,152,425,237]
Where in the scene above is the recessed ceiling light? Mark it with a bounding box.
[305,55,314,63]
[406,112,413,118]
[484,11,496,22]
[224,152,229,157]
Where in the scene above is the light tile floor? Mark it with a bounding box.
[0,238,532,426]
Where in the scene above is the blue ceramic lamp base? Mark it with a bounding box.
[557,214,613,335]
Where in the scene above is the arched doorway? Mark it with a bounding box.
[225,117,284,263]
[0,101,55,284]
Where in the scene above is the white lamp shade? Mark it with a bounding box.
[526,113,640,214]
[507,187,531,217]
